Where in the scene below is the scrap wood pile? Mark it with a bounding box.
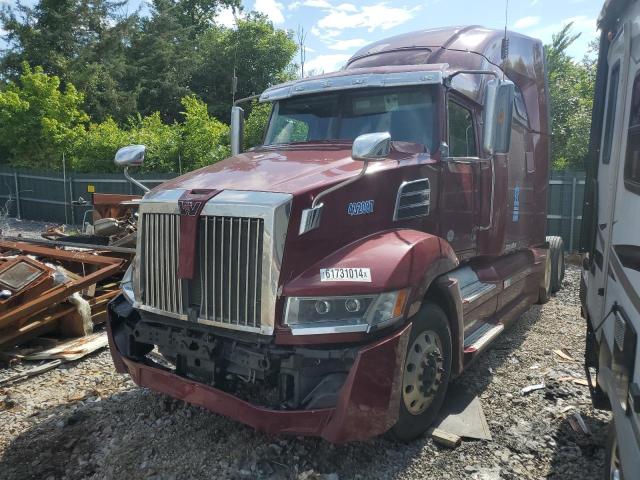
[0,239,127,362]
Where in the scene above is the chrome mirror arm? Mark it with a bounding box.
[124,166,150,194]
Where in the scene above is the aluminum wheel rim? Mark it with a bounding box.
[610,436,621,480]
[402,330,444,415]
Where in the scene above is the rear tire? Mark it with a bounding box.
[391,302,452,442]
[547,235,564,293]
[538,248,552,304]
[604,421,624,480]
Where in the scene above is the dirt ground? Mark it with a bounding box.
[0,265,610,480]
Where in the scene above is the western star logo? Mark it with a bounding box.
[177,189,220,279]
[179,199,203,216]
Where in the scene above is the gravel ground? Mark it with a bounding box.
[0,217,71,240]
[0,265,610,480]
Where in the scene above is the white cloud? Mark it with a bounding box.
[303,0,332,7]
[305,53,351,74]
[216,6,239,28]
[290,0,331,9]
[317,3,421,33]
[513,16,541,30]
[328,38,368,50]
[336,3,358,12]
[253,0,285,24]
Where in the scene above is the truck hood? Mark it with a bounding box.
[154,144,364,196]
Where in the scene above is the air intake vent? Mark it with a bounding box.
[394,178,430,221]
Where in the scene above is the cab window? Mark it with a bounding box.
[448,100,477,157]
[602,62,621,165]
[514,86,529,125]
[624,72,640,195]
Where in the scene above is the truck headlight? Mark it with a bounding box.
[121,263,135,304]
[284,290,408,335]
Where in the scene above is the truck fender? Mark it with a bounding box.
[283,228,459,313]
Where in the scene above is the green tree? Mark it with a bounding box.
[191,13,297,122]
[243,101,271,149]
[130,112,182,172]
[0,64,88,169]
[71,117,130,172]
[0,0,138,122]
[180,95,230,170]
[545,23,596,170]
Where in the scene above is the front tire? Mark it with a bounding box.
[391,302,452,442]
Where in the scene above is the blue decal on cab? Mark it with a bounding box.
[348,200,375,216]
[512,184,520,222]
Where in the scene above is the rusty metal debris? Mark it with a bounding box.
[0,240,126,350]
[42,193,140,249]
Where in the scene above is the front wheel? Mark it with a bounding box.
[391,302,452,442]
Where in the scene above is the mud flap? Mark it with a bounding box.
[585,319,611,411]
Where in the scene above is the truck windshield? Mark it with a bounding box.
[264,86,436,152]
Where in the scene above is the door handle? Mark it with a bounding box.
[476,158,494,232]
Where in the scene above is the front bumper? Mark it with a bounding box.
[107,296,411,443]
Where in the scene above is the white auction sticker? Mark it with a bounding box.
[320,268,372,282]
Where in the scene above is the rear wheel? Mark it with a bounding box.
[547,235,564,293]
[391,302,452,442]
[538,248,552,304]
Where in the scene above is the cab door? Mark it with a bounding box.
[439,96,480,257]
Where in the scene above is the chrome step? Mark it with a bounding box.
[449,266,497,305]
[461,282,496,304]
[463,323,504,351]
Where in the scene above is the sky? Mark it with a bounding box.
[1,0,602,74]
[234,0,601,73]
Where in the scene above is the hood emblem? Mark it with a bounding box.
[177,189,220,280]
[179,200,204,216]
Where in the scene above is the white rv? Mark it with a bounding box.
[581,1,640,479]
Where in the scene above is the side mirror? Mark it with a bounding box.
[352,132,391,161]
[483,79,515,154]
[230,106,245,156]
[114,144,149,193]
[114,144,146,167]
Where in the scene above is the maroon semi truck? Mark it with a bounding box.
[107,26,562,442]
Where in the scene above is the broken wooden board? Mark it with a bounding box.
[22,331,108,362]
[553,349,576,362]
[0,359,63,386]
[431,384,492,441]
[428,427,462,448]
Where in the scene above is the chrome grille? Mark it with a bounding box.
[197,216,263,328]
[140,213,264,329]
[135,189,292,336]
[141,213,183,315]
